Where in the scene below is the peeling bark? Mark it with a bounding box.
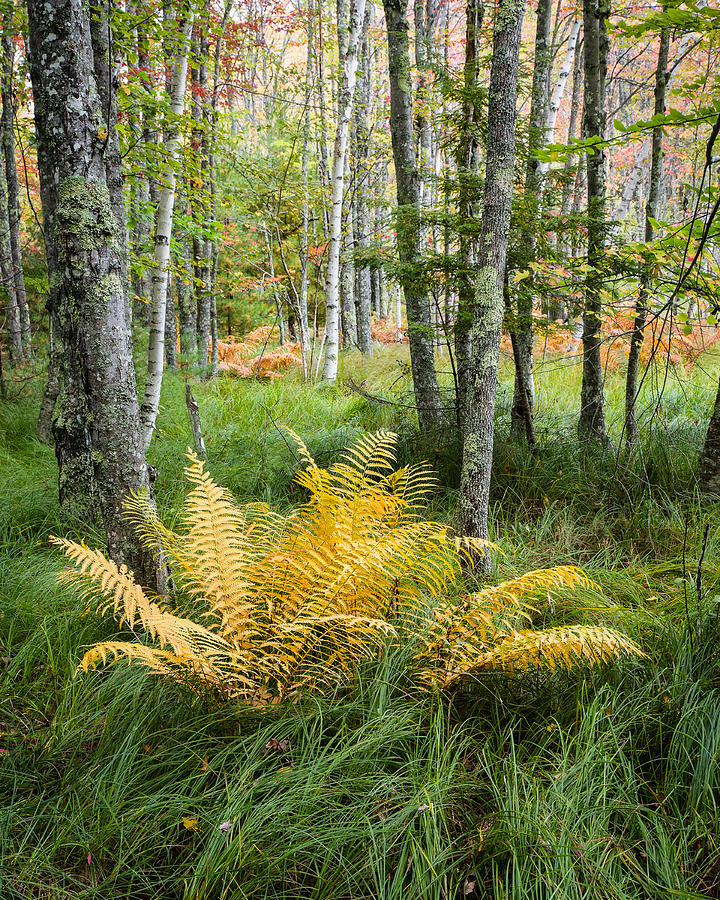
[322,0,367,381]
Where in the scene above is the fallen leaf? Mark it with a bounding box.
[218,820,233,833]
[182,817,199,831]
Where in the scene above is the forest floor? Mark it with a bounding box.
[2,343,720,899]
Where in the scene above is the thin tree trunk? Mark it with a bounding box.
[1,24,31,355]
[510,0,553,438]
[537,18,582,180]
[264,224,286,344]
[353,5,373,356]
[382,0,445,430]
[192,30,212,368]
[340,206,358,347]
[624,21,669,448]
[37,315,60,444]
[699,376,720,494]
[453,0,482,425]
[176,231,197,358]
[27,0,155,578]
[165,269,178,371]
[578,0,610,445]
[457,0,526,554]
[322,0,367,381]
[140,8,194,449]
[298,0,314,355]
[0,163,21,361]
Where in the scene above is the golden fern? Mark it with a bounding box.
[53,431,643,703]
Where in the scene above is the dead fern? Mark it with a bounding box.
[52,431,643,703]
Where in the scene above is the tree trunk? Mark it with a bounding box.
[457,0,526,553]
[89,1,130,326]
[624,20,669,448]
[298,0,314,357]
[164,270,178,371]
[322,0,367,381]
[454,0,482,425]
[510,0,553,439]
[37,317,60,444]
[382,0,445,431]
[578,0,610,445]
[340,209,358,348]
[537,18,582,180]
[1,24,31,355]
[139,8,194,449]
[176,233,197,358]
[353,6,373,357]
[699,376,720,495]
[0,162,21,361]
[27,0,153,577]
[192,30,212,368]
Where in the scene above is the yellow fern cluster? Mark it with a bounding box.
[52,431,642,703]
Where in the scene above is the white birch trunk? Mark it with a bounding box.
[321,0,367,382]
[140,9,194,449]
[537,18,581,179]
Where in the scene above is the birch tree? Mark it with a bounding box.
[353,5,373,357]
[140,6,195,449]
[322,0,367,382]
[458,0,527,553]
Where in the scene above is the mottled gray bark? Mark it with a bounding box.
[559,38,584,261]
[510,0,553,438]
[578,0,610,445]
[699,376,720,495]
[90,1,130,326]
[458,0,526,553]
[27,0,154,578]
[1,24,31,355]
[624,21,669,448]
[454,0,482,424]
[382,0,445,431]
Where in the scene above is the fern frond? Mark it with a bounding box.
[444,624,644,683]
[340,430,398,481]
[57,433,644,705]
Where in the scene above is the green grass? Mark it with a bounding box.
[2,345,720,897]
